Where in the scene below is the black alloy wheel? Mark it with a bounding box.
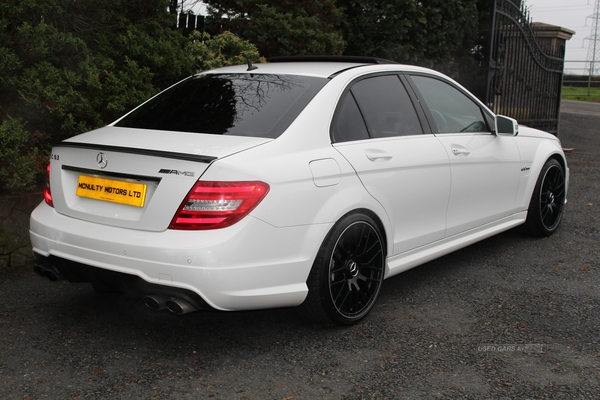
[524,158,566,236]
[299,213,385,325]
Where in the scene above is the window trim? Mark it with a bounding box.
[405,73,495,135]
[330,73,431,144]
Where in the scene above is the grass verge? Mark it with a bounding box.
[562,86,600,103]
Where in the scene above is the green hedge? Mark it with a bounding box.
[0,0,260,193]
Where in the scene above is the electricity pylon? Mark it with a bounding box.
[585,0,600,76]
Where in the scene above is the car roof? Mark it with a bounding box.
[202,62,367,78]
[202,58,441,80]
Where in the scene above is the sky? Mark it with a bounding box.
[527,0,598,74]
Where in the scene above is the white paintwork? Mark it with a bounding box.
[30,61,569,312]
[309,159,341,187]
[71,126,272,159]
[435,133,522,236]
[334,135,451,255]
[30,203,328,310]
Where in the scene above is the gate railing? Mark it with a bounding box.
[486,0,573,135]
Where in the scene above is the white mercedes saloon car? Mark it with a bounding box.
[30,56,568,325]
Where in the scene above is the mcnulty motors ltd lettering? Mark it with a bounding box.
[78,182,142,198]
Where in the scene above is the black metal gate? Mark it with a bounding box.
[486,0,566,135]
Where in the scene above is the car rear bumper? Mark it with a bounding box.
[30,202,331,311]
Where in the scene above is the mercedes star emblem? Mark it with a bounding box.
[96,152,108,169]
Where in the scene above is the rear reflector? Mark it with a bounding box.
[169,181,269,230]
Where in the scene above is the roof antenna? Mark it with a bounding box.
[246,59,258,71]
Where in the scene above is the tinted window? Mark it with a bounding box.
[115,74,328,138]
[410,75,490,134]
[352,75,423,138]
[333,94,370,142]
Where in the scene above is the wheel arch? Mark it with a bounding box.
[334,208,390,261]
[518,138,568,210]
[528,150,568,199]
[549,152,568,197]
[522,155,567,236]
[298,207,389,325]
[549,153,567,177]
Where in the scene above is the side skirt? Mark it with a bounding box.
[385,212,527,279]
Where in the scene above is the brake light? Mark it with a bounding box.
[44,163,54,207]
[169,181,269,230]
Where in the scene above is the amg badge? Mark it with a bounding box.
[158,169,195,177]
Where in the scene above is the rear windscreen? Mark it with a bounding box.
[115,74,328,138]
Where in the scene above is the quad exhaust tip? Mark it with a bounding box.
[33,261,202,316]
[33,265,64,281]
[143,295,167,311]
[143,295,198,315]
[166,298,197,315]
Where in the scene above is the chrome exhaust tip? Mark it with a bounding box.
[165,298,197,315]
[143,295,167,311]
[33,265,64,281]
[33,265,47,278]
[44,270,60,281]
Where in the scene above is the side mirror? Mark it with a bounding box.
[495,115,519,136]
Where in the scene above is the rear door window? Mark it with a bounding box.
[332,94,370,142]
[332,75,424,142]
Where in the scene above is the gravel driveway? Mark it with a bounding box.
[1,101,598,399]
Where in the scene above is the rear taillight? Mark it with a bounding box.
[169,181,269,230]
[44,163,54,207]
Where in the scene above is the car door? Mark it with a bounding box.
[331,74,451,255]
[407,74,522,237]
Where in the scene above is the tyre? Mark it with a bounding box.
[298,213,385,325]
[523,158,566,237]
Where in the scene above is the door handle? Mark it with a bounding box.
[451,147,470,156]
[365,150,393,161]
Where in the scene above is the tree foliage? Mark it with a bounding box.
[0,0,503,193]
[202,0,345,58]
[0,117,38,192]
[201,0,496,92]
[189,31,263,71]
[0,1,194,191]
[339,0,480,72]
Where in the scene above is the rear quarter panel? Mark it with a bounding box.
[198,75,393,250]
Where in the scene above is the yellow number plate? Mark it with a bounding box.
[76,175,147,207]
